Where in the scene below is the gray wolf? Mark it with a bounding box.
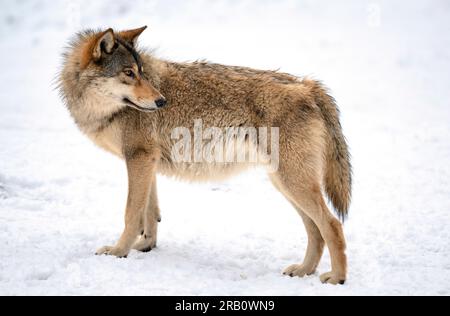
[58,26,352,285]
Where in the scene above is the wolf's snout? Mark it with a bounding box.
[155,98,167,108]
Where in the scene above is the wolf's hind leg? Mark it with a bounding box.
[133,175,160,252]
[271,169,347,285]
[283,211,325,277]
[270,176,325,278]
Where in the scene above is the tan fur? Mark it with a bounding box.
[118,26,147,46]
[81,29,113,69]
[88,121,123,158]
[133,77,162,101]
[59,28,352,284]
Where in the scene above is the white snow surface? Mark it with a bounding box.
[0,0,449,296]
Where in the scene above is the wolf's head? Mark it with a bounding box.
[62,26,166,115]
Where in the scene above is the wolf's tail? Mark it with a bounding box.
[305,80,352,221]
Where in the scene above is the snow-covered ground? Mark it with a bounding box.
[0,0,449,296]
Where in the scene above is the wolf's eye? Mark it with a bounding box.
[124,70,135,78]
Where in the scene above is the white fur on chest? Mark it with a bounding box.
[87,122,123,158]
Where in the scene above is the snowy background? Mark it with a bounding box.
[0,0,449,296]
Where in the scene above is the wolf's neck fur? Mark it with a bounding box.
[68,91,126,134]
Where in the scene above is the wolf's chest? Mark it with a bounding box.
[87,123,123,158]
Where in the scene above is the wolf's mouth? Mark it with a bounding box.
[122,98,156,113]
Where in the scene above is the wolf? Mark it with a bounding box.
[58,26,352,285]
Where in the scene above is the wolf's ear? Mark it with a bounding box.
[93,28,116,61]
[119,26,148,46]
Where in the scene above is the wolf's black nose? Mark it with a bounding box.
[155,98,167,108]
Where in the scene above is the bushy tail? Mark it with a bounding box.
[305,80,352,221]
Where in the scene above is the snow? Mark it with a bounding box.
[0,0,449,296]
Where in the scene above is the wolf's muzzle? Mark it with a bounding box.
[155,98,167,108]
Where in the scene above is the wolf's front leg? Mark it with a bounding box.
[96,149,157,258]
[133,175,160,252]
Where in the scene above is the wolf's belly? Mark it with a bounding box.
[156,131,278,181]
[157,160,257,182]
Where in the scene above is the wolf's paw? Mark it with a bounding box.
[283,264,316,278]
[319,271,346,285]
[95,246,129,258]
[133,235,157,253]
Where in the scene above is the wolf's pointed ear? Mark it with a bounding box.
[93,28,116,61]
[119,26,148,46]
